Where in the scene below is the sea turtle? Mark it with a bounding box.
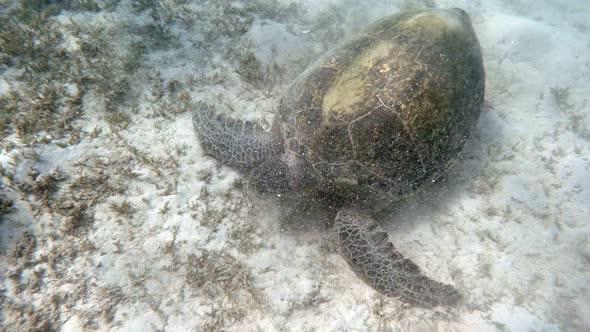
[193,8,484,307]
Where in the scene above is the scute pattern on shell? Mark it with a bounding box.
[278,9,484,211]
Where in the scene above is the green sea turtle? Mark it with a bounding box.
[193,8,484,307]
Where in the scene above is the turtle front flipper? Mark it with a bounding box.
[192,101,283,171]
[334,208,461,307]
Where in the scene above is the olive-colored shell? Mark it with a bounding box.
[278,9,484,208]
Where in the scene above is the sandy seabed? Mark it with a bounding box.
[1,0,589,331]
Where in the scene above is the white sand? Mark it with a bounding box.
[1,0,589,331]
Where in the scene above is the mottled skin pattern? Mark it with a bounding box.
[336,209,461,306]
[193,102,284,171]
[193,9,484,307]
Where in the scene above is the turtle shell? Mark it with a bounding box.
[277,8,484,207]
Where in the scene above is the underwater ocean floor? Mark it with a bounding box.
[1,0,590,331]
